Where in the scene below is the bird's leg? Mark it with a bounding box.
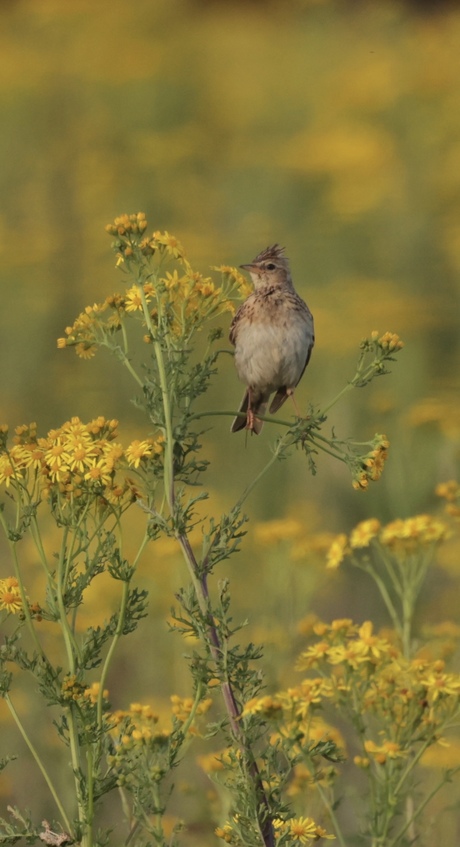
[246,387,256,431]
[287,388,302,417]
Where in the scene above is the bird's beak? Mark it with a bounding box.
[239,263,259,272]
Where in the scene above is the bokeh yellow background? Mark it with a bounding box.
[1,0,460,842]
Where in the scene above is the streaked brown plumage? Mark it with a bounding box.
[230,244,314,434]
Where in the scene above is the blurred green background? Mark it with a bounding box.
[1,0,460,841]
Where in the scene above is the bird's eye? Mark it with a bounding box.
[266,263,276,270]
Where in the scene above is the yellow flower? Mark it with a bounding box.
[170,694,212,723]
[195,279,216,297]
[63,439,99,473]
[0,578,23,614]
[350,518,381,548]
[364,739,408,764]
[378,331,404,351]
[326,534,349,569]
[327,641,370,670]
[356,621,393,660]
[352,471,369,491]
[288,816,318,843]
[214,824,234,843]
[380,514,449,551]
[106,212,147,236]
[419,668,460,701]
[436,480,459,502]
[84,682,109,704]
[153,230,185,259]
[84,459,113,487]
[125,439,153,468]
[296,640,331,670]
[75,342,97,359]
[242,695,283,718]
[125,285,148,312]
[0,455,16,488]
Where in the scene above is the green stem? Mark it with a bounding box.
[5,694,72,834]
[105,340,145,388]
[66,705,85,830]
[179,682,204,738]
[56,528,80,671]
[86,745,94,847]
[355,560,401,639]
[315,780,348,847]
[320,382,355,416]
[386,766,460,847]
[138,285,175,509]
[234,449,281,512]
[188,409,293,428]
[97,576,132,730]
[308,436,346,463]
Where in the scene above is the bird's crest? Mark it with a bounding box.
[252,244,286,264]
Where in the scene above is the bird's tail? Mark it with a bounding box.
[231,390,268,435]
[269,387,289,414]
[231,390,250,433]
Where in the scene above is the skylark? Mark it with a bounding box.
[230,244,315,434]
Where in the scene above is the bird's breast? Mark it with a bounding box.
[234,313,313,391]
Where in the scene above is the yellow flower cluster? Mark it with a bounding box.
[380,514,450,551]
[326,512,449,569]
[0,576,23,614]
[0,417,164,505]
[370,330,404,352]
[215,815,334,844]
[352,434,390,491]
[109,701,168,749]
[58,218,251,356]
[294,619,460,765]
[105,212,148,238]
[436,480,460,520]
[170,693,212,723]
[84,682,109,705]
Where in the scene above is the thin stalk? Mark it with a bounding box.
[105,340,145,389]
[308,436,346,462]
[315,780,347,847]
[56,528,80,671]
[386,767,460,847]
[177,532,274,846]
[97,577,132,730]
[179,682,205,738]
[67,705,85,829]
[5,694,72,833]
[234,450,281,512]
[86,745,95,847]
[319,357,380,416]
[189,409,294,428]
[138,285,175,509]
[320,382,355,416]
[355,560,401,638]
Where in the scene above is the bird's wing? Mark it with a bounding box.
[229,297,253,346]
[296,333,315,386]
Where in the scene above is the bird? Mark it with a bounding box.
[229,244,315,434]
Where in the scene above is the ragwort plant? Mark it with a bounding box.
[243,513,460,847]
[0,214,403,847]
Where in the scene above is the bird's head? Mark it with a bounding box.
[240,244,291,290]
